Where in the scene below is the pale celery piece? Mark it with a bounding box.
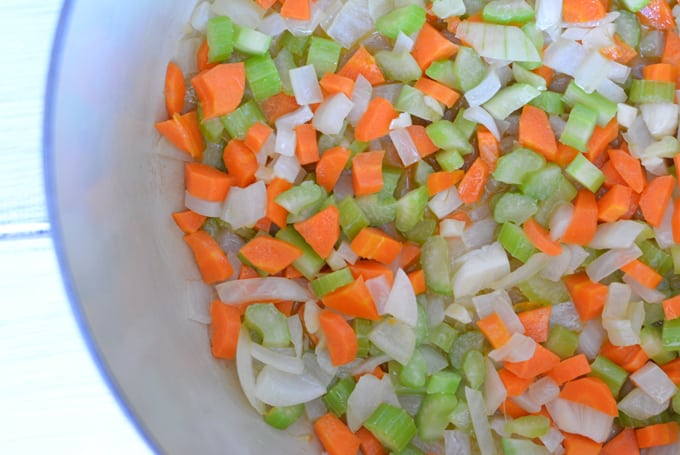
[396,85,444,122]
[565,153,605,192]
[494,192,538,225]
[426,121,473,155]
[306,36,342,78]
[483,83,541,120]
[375,50,422,83]
[376,5,427,39]
[493,147,546,185]
[452,46,486,92]
[421,236,453,295]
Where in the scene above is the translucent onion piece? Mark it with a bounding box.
[574,51,609,94]
[617,103,638,129]
[581,22,616,50]
[491,252,549,290]
[324,0,374,49]
[440,219,466,238]
[255,364,326,406]
[315,341,337,376]
[347,374,395,431]
[348,75,372,126]
[250,343,305,374]
[585,244,642,282]
[393,31,415,53]
[465,71,502,107]
[536,0,562,31]
[445,430,472,455]
[456,21,541,63]
[623,274,666,303]
[191,1,212,32]
[546,397,614,443]
[654,200,675,250]
[489,332,536,363]
[272,154,302,183]
[383,268,419,327]
[563,11,619,28]
[578,318,605,360]
[185,280,212,324]
[314,93,354,135]
[641,103,680,139]
[351,354,391,377]
[472,289,511,320]
[477,290,524,334]
[211,0,265,28]
[607,60,631,84]
[566,244,589,274]
[258,12,287,36]
[484,358,507,415]
[289,64,323,105]
[216,277,311,305]
[630,362,677,404]
[602,282,632,321]
[372,83,403,103]
[366,275,392,315]
[550,301,583,332]
[221,181,267,229]
[512,391,542,413]
[175,37,202,75]
[275,127,297,157]
[389,112,413,130]
[390,128,421,166]
[333,172,354,200]
[420,345,449,374]
[288,315,304,358]
[465,387,497,455]
[529,377,560,406]
[464,105,501,140]
[425,294,447,327]
[445,303,473,325]
[540,426,565,454]
[302,352,334,388]
[541,248,572,282]
[623,115,654,158]
[286,0,336,36]
[276,105,314,130]
[618,388,670,420]
[596,78,627,103]
[326,250,347,271]
[305,397,328,421]
[549,203,574,241]
[369,318,416,365]
[368,0,392,21]
[185,191,224,217]
[428,186,463,219]
[589,220,645,250]
[236,328,266,414]
[544,38,586,76]
[453,242,510,298]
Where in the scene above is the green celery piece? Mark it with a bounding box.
[375,50,422,83]
[395,85,443,122]
[533,177,577,225]
[544,325,579,359]
[414,304,430,346]
[431,0,466,19]
[640,29,665,58]
[436,149,465,170]
[306,37,342,78]
[364,403,417,453]
[673,389,680,414]
[448,400,471,431]
[399,349,428,388]
[483,0,534,25]
[206,16,234,63]
[520,163,564,201]
[354,318,372,358]
[393,445,424,455]
[462,350,485,389]
[452,46,486,92]
[629,79,676,104]
[590,355,628,396]
[381,167,402,198]
[311,268,355,298]
[197,105,225,143]
[275,227,325,279]
[244,304,291,348]
[356,194,397,226]
[512,63,546,90]
[519,274,569,305]
[565,153,605,192]
[621,0,650,13]
[279,31,309,57]
[644,301,665,326]
[425,59,457,89]
[529,91,565,116]
[563,81,617,127]
[427,323,459,353]
[493,192,538,224]
[640,325,677,365]
[616,11,641,48]
[498,222,537,263]
[405,218,437,245]
[396,186,429,233]
[276,181,326,215]
[244,54,282,102]
[663,318,680,351]
[426,120,473,154]
[322,376,356,417]
[421,236,452,296]
[375,5,427,39]
[673,244,680,274]
[560,104,598,152]
[234,25,272,56]
[426,370,462,395]
[263,404,305,430]
[273,48,295,95]
[416,393,459,441]
[483,83,541,120]
[449,331,486,370]
[506,415,550,438]
[201,143,226,171]
[452,109,477,140]
[221,100,266,139]
[521,22,544,57]
[638,239,674,275]
[414,160,434,186]
[618,410,673,428]
[338,197,370,239]
[501,438,550,455]
[494,147,546,185]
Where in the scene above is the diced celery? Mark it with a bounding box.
[356,194,397,226]
[375,5,427,39]
[629,79,676,104]
[426,120,473,154]
[483,0,534,25]
[264,404,305,430]
[431,0,466,19]
[322,376,356,417]
[565,153,605,192]
[276,181,326,215]
[206,16,234,63]
[354,318,372,358]
[483,83,541,120]
[501,438,550,455]
[425,59,457,89]
[399,349,429,389]
[559,104,598,152]
[519,163,564,201]
[338,197,370,239]
[563,81,617,127]
[641,325,677,365]
[273,48,295,95]
[375,50,422,83]
[494,147,546,185]
[518,275,569,305]
[618,410,673,428]
[382,167,402,198]
[616,11,641,48]
[436,150,465,171]
[448,400,471,431]
[244,304,291,348]
[493,192,538,225]
[275,227,325,279]
[395,85,444,122]
[405,218,438,245]
[645,302,665,326]
[244,54,282,102]
[452,46,486,92]
[512,63,546,90]
[673,389,680,414]
[393,445,424,455]
[529,91,565,115]
[621,0,650,13]
[533,177,577,225]
[198,105,225,143]
[428,323,459,353]
[426,370,462,395]
[396,186,429,233]
[506,415,550,438]
[414,304,430,346]
[590,355,628,396]
[449,331,486,370]
[673,245,680,275]
[414,160,434,186]
[221,100,266,139]
[421,236,452,296]
[234,25,272,56]
[498,222,537,263]
[640,29,665,58]
[311,268,355,298]
[544,325,579,359]
[663,318,680,351]
[521,22,544,59]
[453,109,477,140]
[279,31,309,57]
[416,393,459,441]
[462,350,485,389]
[364,403,417,453]
[306,37,342,78]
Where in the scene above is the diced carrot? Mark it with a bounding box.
[239,236,302,275]
[319,73,355,98]
[458,158,489,204]
[209,300,241,359]
[411,23,458,70]
[600,34,638,64]
[533,65,554,86]
[414,77,461,107]
[426,170,464,196]
[255,0,277,9]
[562,0,606,23]
[184,231,233,284]
[523,217,563,256]
[637,0,676,30]
[266,178,293,228]
[636,422,680,448]
[185,162,232,202]
[197,39,217,72]
[445,16,462,34]
[504,344,561,379]
[284,265,303,279]
[407,269,426,295]
[601,428,640,455]
[314,413,361,455]
[155,110,205,159]
[223,139,258,188]
[294,205,340,259]
[661,357,680,384]
[600,341,649,373]
[601,160,627,189]
[355,98,398,142]
[500,398,530,418]
[561,190,598,245]
[644,62,677,82]
[477,127,500,171]
[295,123,320,165]
[254,217,272,233]
[555,143,580,168]
[337,46,385,86]
[662,30,680,85]
[164,62,186,117]
[564,272,608,322]
[280,0,311,20]
[356,427,387,455]
[318,310,358,366]
[548,354,592,386]
[586,118,618,165]
[673,198,680,243]
[563,432,603,455]
[560,376,618,416]
[399,242,421,269]
[519,105,558,162]
[498,368,534,397]
[191,63,245,119]
[639,175,675,227]
[476,312,512,349]
[350,227,402,265]
[316,146,351,193]
[352,150,385,196]
[349,260,394,287]
[172,210,207,234]
[274,300,295,316]
[261,93,300,123]
[407,125,439,158]
[621,259,663,289]
[239,265,260,279]
[244,122,273,153]
[663,295,680,320]
[517,306,551,343]
[321,277,380,320]
[608,149,646,193]
[598,184,633,222]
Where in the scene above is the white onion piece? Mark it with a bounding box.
[333,172,354,200]
[324,0,374,49]
[289,65,323,105]
[607,60,631,84]
[589,220,645,250]
[272,154,302,183]
[561,28,589,41]
[630,362,677,404]
[492,293,525,334]
[275,105,314,130]
[431,0,466,19]
[550,301,582,332]
[578,318,605,360]
[623,115,654,158]
[605,319,639,347]
[258,12,287,36]
[445,303,473,324]
[389,112,412,130]
[465,387,496,455]
[348,75,372,126]
[617,103,638,129]
[512,391,542,413]
[491,253,549,290]
[549,203,574,241]
[425,294,446,327]
[549,114,567,137]
[336,241,358,265]
[303,299,321,334]
[484,358,507,415]
[368,0,392,20]
[288,315,303,358]
[574,51,609,94]
[564,11,619,28]
[326,250,347,271]
[462,217,497,249]
[428,187,463,219]
[596,78,628,104]
[366,275,392,315]
[221,181,267,229]
[618,388,670,420]
[566,244,589,274]
[624,274,666,303]
[384,269,418,327]
[369,319,416,365]
[211,0,264,28]
[536,0,562,31]
[655,200,675,249]
[540,426,565,453]
[641,103,680,138]
[440,219,466,238]
[456,21,541,63]
[393,31,415,53]
[602,282,632,321]
[236,329,266,414]
[444,430,472,455]
[472,289,511,320]
[390,128,421,166]
[372,83,403,104]
[489,333,536,363]
[453,242,510,298]
[581,23,616,50]
[305,397,328,421]
[216,277,311,305]
[275,127,297,157]
[420,346,449,374]
[191,1,212,32]
[464,105,501,140]
[529,377,560,406]
[648,440,680,455]
[302,352,335,388]
[541,248,572,282]
[286,0,335,36]
[175,37,202,75]
[255,365,326,406]
[184,191,224,217]
[544,39,586,76]
[351,354,391,377]
[547,398,614,443]
[465,71,502,106]
[314,93,354,135]
[347,375,398,431]
[586,244,642,282]
[315,341,338,376]
[185,280,212,324]
[250,343,305,374]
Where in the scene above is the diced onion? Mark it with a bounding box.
[546,398,613,443]
[574,51,609,94]
[369,319,416,365]
[428,187,463,219]
[544,39,586,76]
[337,241,359,264]
[549,203,574,241]
[541,248,572,282]
[185,191,224,217]
[445,303,473,324]
[596,78,627,103]
[617,103,638,129]
[465,387,496,455]
[221,181,267,229]
[272,154,302,183]
[536,0,562,31]
[453,242,510,298]
[512,391,542,413]
[420,345,449,374]
[383,269,419,327]
[491,252,549,290]
[589,220,645,250]
[655,200,675,249]
[550,301,583,332]
[366,275,392,314]
[390,128,421,166]
[324,0,374,49]
[303,299,321,334]
[465,71,502,107]
[350,354,391,377]
[578,318,605,360]
[276,105,314,130]
[289,64,323,105]
[623,114,654,158]
[640,103,680,139]
[288,315,304,358]
[618,387,670,420]
[489,333,536,362]
[528,377,560,406]
[236,329,266,414]
[250,343,305,374]
[630,362,677,404]
[540,426,565,453]
[255,365,326,406]
[624,274,666,303]
[389,112,412,130]
[440,219,466,238]
[585,244,642,282]
[484,358,507,415]
[456,21,541,63]
[464,105,501,140]
[258,13,287,36]
[462,217,497,249]
[393,31,415,53]
[602,282,632,321]
[211,0,265,28]
[348,75,372,126]
[563,11,619,28]
[314,93,354,135]
[347,375,399,431]
[275,127,297,157]
[191,1,212,32]
[216,277,311,305]
[444,430,472,455]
